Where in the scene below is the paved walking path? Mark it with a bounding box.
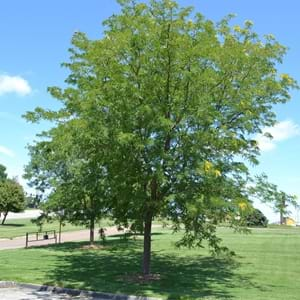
[5,209,42,220]
[0,286,96,300]
[0,226,121,251]
[0,283,159,300]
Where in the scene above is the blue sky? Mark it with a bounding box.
[0,0,299,222]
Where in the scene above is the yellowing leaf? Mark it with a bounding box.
[215,170,222,177]
[204,160,213,173]
[238,202,247,211]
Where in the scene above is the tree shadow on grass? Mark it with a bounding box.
[0,223,25,227]
[40,236,264,300]
[107,232,164,241]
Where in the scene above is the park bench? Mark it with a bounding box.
[25,230,57,248]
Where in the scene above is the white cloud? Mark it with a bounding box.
[256,137,276,152]
[0,145,15,158]
[0,74,31,96]
[256,120,300,152]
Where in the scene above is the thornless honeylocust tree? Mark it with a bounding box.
[25,0,297,275]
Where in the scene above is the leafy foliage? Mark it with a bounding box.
[25,194,41,209]
[252,174,298,224]
[0,164,7,182]
[0,178,26,225]
[245,208,268,227]
[24,125,110,244]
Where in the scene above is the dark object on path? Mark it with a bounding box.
[25,230,57,248]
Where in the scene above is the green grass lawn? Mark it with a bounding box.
[0,226,300,299]
[0,218,112,239]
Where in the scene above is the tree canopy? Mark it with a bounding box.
[24,0,297,275]
[245,208,268,227]
[0,178,26,225]
[24,122,110,244]
[253,174,298,225]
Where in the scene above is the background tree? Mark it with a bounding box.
[24,121,110,245]
[245,208,268,227]
[0,164,7,182]
[253,174,298,225]
[25,194,41,209]
[0,178,26,225]
[25,0,297,276]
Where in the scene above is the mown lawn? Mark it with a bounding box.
[0,218,112,239]
[0,226,300,299]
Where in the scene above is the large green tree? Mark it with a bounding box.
[25,0,297,275]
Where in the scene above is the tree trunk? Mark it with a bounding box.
[280,197,286,225]
[1,211,8,225]
[143,210,153,276]
[90,215,95,245]
[280,211,284,225]
[59,218,62,243]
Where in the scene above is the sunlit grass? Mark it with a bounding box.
[1,226,300,299]
[0,218,112,239]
